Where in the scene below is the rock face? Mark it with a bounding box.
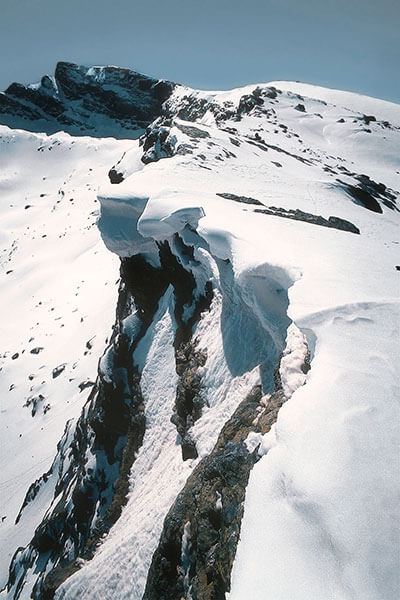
[0,62,175,138]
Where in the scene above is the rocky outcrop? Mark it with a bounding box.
[216,193,360,233]
[254,206,360,234]
[140,119,178,164]
[338,174,398,213]
[157,239,213,459]
[171,342,208,460]
[216,192,264,206]
[0,62,175,138]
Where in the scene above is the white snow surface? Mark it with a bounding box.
[0,126,132,586]
[1,79,399,600]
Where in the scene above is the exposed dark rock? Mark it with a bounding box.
[140,121,177,164]
[354,174,398,211]
[157,238,213,459]
[337,176,396,213]
[175,123,210,139]
[7,254,173,599]
[172,96,211,122]
[52,364,66,378]
[171,342,208,460]
[78,380,95,392]
[29,349,40,357]
[168,94,238,125]
[295,103,306,112]
[216,192,264,206]
[254,205,360,234]
[7,235,216,597]
[237,88,264,116]
[158,239,213,350]
[363,114,376,125]
[15,465,51,524]
[108,169,124,184]
[245,136,313,165]
[108,151,127,184]
[265,87,279,99]
[176,143,196,155]
[220,194,360,236]
[24,394,46,417]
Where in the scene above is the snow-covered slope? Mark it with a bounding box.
[0,67,399,600]
[0,127,134,586]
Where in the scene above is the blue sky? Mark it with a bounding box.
[1,0,399,102]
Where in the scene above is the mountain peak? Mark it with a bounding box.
[0,62,175,138]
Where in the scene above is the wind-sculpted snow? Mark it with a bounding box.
[1,69,399,600]
[230,301,400,600]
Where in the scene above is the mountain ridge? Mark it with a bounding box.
[0,62,399,600]
[2,62,400,138]
[0,61,175,138]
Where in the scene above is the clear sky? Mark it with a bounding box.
[1,0,399,103]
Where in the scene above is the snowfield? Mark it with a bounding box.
[0,73,399,600]
[0,127,132,585]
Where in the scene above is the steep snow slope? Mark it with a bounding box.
[0,127,132,585]
[1,71,399,600]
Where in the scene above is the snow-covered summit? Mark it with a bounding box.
[0,67,399,600]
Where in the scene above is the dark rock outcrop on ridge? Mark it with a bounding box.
[0,62,175,138]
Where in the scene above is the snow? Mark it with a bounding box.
[1,77,399,599]
[56,289,193,600]
[229,301,400,600]
[279,323,309,398]
[268,80,400,127]
[0,126,132,586]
